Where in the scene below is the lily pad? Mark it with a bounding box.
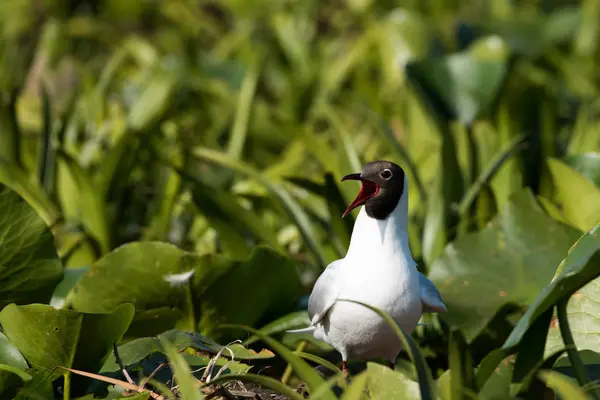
[0,303,134,395]
[428,189,580,341]
[0,183,63,308]
[364,362,421,399]
[504,224,600,355]
[67,243,300,339]
[545,239,600,356]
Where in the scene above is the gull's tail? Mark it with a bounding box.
[285,326,316,334]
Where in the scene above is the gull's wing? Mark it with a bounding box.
[308,259,343,326]
[419,272,447,313]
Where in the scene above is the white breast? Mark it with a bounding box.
[318,184,423,362]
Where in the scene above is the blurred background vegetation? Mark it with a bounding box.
[2,0,600,397]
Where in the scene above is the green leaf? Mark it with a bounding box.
[564,152,600,189]
[12,369,54,400]
[0,365,31,383]
[428,189,580,341]
[223,324,335,399]
[50,267,89,309]
[545,236,600,360]
[205,373,305,400]
[227,55,261,159]
[0,332,29,394]
[293,351,341,376]
[0,303,134,395]
[183,172,279,258]
[548,157,600,232]
[538,370,589,400]
[504,224,600,354]
[57,152,111,253]
[364,362,422,399]
[406,53,506,124]
[101,329,272,373]
[191,147,327,268]
[511,309,555,391]
[0,183,63,308]
[197,246,301,339]
[0,161,60,226]
[457,134,526,216]
[68,242,300,340]
[448,328,476,399]
[340,370,368,400]
[474,354,514,400]
[160,339,204,400]
[127,69,178,132]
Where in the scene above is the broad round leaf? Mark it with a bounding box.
[428,189,580,341]
[101,329,272,373]
[545,227,600,357]
[0,303,134,394]
[505,224,600,352]
[0,183,63,308]
[67,242,301,338]
[364,362,421,399]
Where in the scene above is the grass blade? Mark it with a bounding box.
[338,299,436,400]
[538,370,590,400]
[204,374,305,400]
[293,351,343,376]
[0,364,32,382]
[556,299,599,399]
[220,323,336,399]
[0,89,22,168]
[38,84,54,194]
[340,371,368,400]
[457,134,526,216]
[191,147,327,268]
[0,160,60,226]
[227,55,261,159]
[448,328,476,399]
[58,366,164,399]
[160,339,204,400]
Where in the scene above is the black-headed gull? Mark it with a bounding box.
[290,160,447,377]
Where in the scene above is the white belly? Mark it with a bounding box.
[317,265,422,362]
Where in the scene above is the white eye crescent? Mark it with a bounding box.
[380,169,393,180]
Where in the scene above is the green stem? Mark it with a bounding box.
[281,340,307,385]
[557,299,599,399]
[63,371,71,400]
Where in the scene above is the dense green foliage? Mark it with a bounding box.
[2,0,600,399]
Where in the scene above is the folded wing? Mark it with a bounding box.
[419,272,447,313]
[308,259,343,325]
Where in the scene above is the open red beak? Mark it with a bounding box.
[341,173,379,217]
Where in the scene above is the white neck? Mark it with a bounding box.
[345,178,414,264]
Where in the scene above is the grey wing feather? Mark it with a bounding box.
[307,259,342,325]
[419,272,448,313]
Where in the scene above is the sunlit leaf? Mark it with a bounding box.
[429,189,580,341]
[0,303,134,395]
[0,183,63,308]
[548,157,600,232]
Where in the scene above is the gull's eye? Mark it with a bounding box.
[380,169,392,180]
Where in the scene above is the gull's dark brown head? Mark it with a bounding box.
[341,160,406,220]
